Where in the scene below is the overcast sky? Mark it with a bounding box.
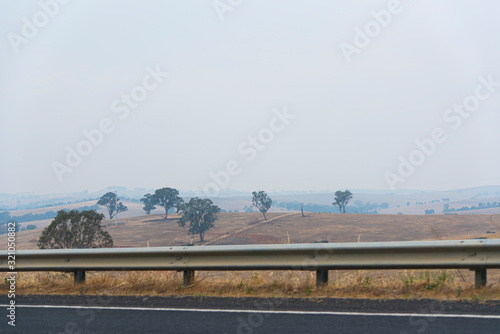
[1,0,499,195]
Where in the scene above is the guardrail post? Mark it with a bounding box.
[74,271,86,284]
[316,269,328,288]
[184,270,195,286]
[474,268,487,288]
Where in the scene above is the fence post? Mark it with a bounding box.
[74,271,86,284]
[474,268,487,288]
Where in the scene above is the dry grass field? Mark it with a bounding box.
[11,212,289,249]
[3,212,500,300]
[10,212,500,249]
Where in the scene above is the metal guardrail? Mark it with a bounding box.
[1,239,499,288]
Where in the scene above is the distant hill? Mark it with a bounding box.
[2,185,500,231]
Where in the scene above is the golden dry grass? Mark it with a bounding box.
[2,269,500,301]
[248,213,500,244]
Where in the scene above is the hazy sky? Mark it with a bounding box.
[1,0,499,195]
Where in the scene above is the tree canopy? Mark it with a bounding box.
[332,190,353,213]
[252,191,272,220]
[0,212,19,235]
[152,187,184,219]
[177,197,220,242]
[140,193,156,215]
[38,210,113,249]
[97,192,128,219]
[0,211,11,224]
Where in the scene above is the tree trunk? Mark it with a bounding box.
[164,208,168,220]
[200,231,204,242]
[263,211,267,220]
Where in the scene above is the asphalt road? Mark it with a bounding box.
[1,296,499,333]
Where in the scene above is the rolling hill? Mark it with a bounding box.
[11,212,500,250]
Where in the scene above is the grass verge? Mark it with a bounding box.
[2,269,499,301]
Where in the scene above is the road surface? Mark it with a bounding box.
[1,295,499,333]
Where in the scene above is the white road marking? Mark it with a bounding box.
[1,304,500,319]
